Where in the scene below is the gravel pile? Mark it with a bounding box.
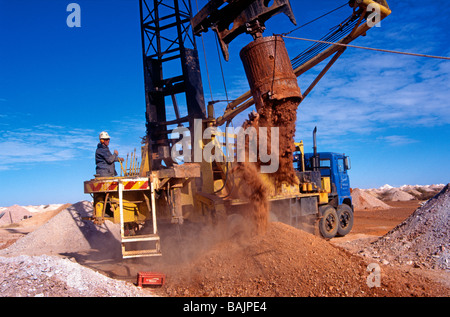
[0,201,122,258]
[0,202,158,297]
[351,188,392,210]
[160,221,448,297]
[364,184,450,270]
[0,205,32,226]
[361,184,445,201]
[382,188,416,201]
[0,254,153,297]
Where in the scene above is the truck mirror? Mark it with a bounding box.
[344,157,351,170]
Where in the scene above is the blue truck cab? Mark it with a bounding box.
[294,150,354,238]
[303,152,353,209]
[292,127,354,238]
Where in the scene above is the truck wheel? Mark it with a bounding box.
[318,205,338,239]
[336,204,354,237]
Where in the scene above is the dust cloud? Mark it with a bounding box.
[230,96,301,236]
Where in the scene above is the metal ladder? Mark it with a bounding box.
[118,180,162,258]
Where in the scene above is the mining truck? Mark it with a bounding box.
[83,0,390,258]
[292,127,354,238]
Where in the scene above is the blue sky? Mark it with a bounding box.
[0,0,449,206]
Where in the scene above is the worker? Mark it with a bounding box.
[95,131,124,177]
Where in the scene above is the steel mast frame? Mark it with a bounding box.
[139,0,206,170]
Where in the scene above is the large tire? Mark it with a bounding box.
[318,205,338,239]
[336,204,354,237]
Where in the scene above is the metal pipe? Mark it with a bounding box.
[312,126,319,172]
[118,181,124,239]
[150,180,158,234]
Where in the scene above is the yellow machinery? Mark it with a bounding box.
[84,0,391,258]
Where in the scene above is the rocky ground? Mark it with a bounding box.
[157,221,448,297]
[360,184,450,271]
[0,202,157,297]
[0,254,153,297]
[0,184,448,297]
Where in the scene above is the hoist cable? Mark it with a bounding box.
[214,32,230,103]
[282,2,349,37]
[195,0,214,101]
[290,14,362,69]
[285,36,450,61]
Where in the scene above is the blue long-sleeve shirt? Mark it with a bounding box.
[95,143,119,177]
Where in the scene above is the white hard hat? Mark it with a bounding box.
[99,131,110,140]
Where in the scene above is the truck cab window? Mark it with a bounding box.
[338,158,345,173]
[319,159,331,176]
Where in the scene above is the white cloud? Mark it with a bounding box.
[0,125,97,170]
[284,0,450,148]
[377,135,418,146]
[292,47,450,147]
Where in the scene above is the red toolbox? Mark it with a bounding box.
[137,272,165,287]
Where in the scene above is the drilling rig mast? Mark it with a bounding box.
[139,0,206,171]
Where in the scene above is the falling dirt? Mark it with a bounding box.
[231,95,300,235]
[232,162,269,235]
[257,98,300,187]
[240,98,300,188]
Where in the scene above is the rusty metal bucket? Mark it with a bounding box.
[239,35,302,111]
